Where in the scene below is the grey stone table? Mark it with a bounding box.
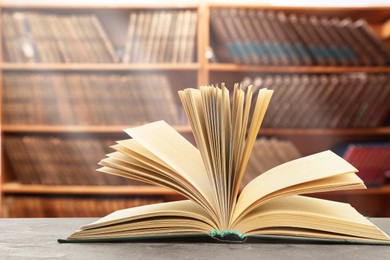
[1,218,390,260]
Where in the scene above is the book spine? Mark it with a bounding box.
[12,11,40,62]
[366,76,390,127]
[264,11,291,66]
[122,11,138,63]
[346,19,386,66]
[336,18,372,66]
[164,11,179,63]
[355,20,390,65]
[320,17,355,66]
[308,16,339,66]
[157,11,173,63]
[277,12,311,65]
[184,10,197,63]
[287,14,316,65]
[90,15,118,63]
[257,10,284,65]
[171,10,185,63]
[271,12,301,66]
[220,8,249,64]
[247,9,271,65]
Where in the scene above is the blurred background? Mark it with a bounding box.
[0,0,389,218]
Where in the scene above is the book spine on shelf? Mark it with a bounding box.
[209,9,239,63]
[3,72,180,126]
[261,11,290,66]
[220,8,249,64]
[355,20,390,65]
[343,143,390,187]
[4,135,155,186]
[269,12,301,66]
[241,74,390,129]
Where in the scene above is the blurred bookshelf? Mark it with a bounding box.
[1,1,389,217]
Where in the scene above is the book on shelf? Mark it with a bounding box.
[240,74,390,129]
[209,8,390,66]
[4,136,150,186]
[1,10,118,63]
[122,9,197,63]
[60,84,390,244]
[319,17,355,66]
[3,72,182,126]
[209,9,238,63]
[334,142,390,187]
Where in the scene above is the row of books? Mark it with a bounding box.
[4,135,300,187]
[3,195,164,217]
[2,9,198,64]
[3,73,181,125]
[2,11,117,63]
[123,9,197,63]
[210,8,390,66]
[7,135,388,189]
[241,74,390,128]
[4,136,148,186]
[338,143,390,187]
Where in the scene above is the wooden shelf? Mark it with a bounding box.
[260,127,390,136]
[2,124,193,134]
[208,64,390,73]
[1,63,200,71]
[1,2,389,218]
[2,183,177,196]
[3,125,389,135]
[3,125,390,135]
[0,1,200,9]
[8,63,390,77]
[208,4,390,24]
[311,186,390,196]
[3,182,389,196]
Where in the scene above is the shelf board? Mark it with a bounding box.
[1,63,200,71]
[1,124,193,134]
[3,182,389,196]
[207,5,390,24]
[260,127,390,136]
[207,64,390,73]
[3,125,390,135]
[2,183,178,196]
[309,185,390,196]
[0,1,200,9]
[4,63,390,73]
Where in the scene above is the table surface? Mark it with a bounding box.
[1,218,390,260]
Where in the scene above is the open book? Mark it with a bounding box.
[59,84,390,244]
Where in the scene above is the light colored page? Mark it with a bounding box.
[116,139,173,170]
[232,150,360,222]
[104,150,163,173]
[68,200,220,239]
[234,195,390,242]
[232,89,273,202]
[179,89,215,191]
[113,140,195,188]
[82,200,215,230]
[124,121,216,214]
[100,146,213,208]
[98,157,199,201]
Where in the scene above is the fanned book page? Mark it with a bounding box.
[59,84,390,244]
